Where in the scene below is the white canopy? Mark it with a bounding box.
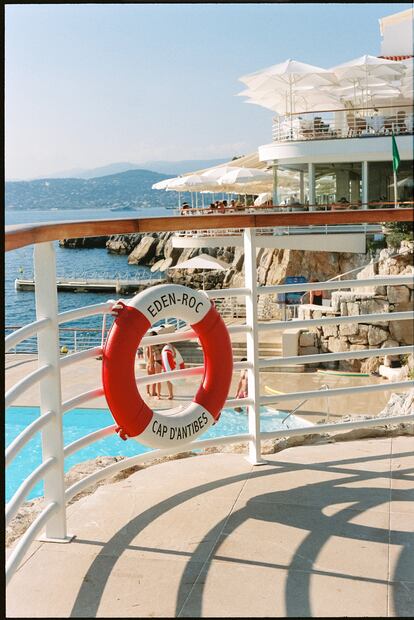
[164,174,219,192]
[239,59,337,116]
[152,177,179,190]
[254,192,272,206]
[218,167,271,186]
[169,254,228,271]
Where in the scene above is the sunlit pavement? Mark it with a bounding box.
[6,436,414,617]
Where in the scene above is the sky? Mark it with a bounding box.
[5,2,412,180]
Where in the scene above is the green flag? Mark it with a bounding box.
[392,134,400,173]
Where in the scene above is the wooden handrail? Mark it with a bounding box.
[5,208,413,252]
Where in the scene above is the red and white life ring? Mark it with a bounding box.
[161,343,185,373]
[102,284,233,449]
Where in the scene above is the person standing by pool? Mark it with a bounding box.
[161,342,183,400]
[235,357,248,412]
[145,331,162,398]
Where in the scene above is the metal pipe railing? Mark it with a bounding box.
[5,364,52,408]
[260,381,413,406]
[6,503,59,587]
[6,411,55,467]
[272,105,414,143]
[5,318,51,353]
[5,215,414,587]
[6,457,56,526]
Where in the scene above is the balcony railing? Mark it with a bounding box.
[5,209,414,586]
[272,105,413,143]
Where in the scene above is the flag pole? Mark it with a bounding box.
[391,133,400,209]
[393,169,398,209]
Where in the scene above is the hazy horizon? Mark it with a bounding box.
[6,3,411,180]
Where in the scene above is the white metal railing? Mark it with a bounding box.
[5,228,414,586]
[272,105,413,142]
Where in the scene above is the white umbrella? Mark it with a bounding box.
[165,174,219,192]
[169,253,228,290]
[170,253,228,271]
[244,87,342,115]
[331,55,404,80]
[239,59,337,117]
[200,166,237,181]
[152,177,179,190]
[218,167,271,186]
[329,55,404,108]
[254,192,272,206]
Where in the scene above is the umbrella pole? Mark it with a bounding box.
[178,191,181,210]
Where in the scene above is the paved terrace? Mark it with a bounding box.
[6,436,414,617]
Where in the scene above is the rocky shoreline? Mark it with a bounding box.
[7,390,413,548]
[59,231,370,291]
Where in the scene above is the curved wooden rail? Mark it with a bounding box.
[5,208,413,251]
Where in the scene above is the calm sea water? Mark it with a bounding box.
[5,208,170,329]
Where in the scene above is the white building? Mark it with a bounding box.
[379,8,413,57]
[255,9,413,210]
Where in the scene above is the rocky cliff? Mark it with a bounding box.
[297,241,414,371]
[60,231,380,294]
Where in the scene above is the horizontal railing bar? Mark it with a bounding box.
[63,424,117,458]
[136,360,251,386]
[258,311,413,332]
[6,411,55,467]
[136,366,204,386]
[64,433,252,503]
[258,275,414,295]
[140,323,250,347]
[59,347,103,368]
[6,209,413,252]
[6,457,56,527]
[6,502,58,587]
[259,345,413,368]
[5,364,52,408]
[61,388,104,414]
[225,397,254,407]
[57,302,114,325]
[261,413,414,441]
[5,318,51,352]
[260,380,413,405]
[60,363,252,412]
[64,401,414,504]
[205,288,250,298]
[64,394,254,457]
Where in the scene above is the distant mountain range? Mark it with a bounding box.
[5,169,187,211]
[10,158,231,181]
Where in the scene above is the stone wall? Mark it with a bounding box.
[297,242,414,372]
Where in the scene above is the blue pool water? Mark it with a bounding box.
[6,406,311,502]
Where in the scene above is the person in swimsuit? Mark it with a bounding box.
[235,357,248,413]
[145,331,162,398]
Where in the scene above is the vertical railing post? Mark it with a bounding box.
[34,242,72,542]
[243,228,265,465]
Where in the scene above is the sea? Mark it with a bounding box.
[5,207,172,331]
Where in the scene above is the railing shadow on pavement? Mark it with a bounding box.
[64,447,413,617]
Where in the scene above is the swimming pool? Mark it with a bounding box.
[6,406,312,502]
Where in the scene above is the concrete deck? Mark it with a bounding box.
[6,437,414,617]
